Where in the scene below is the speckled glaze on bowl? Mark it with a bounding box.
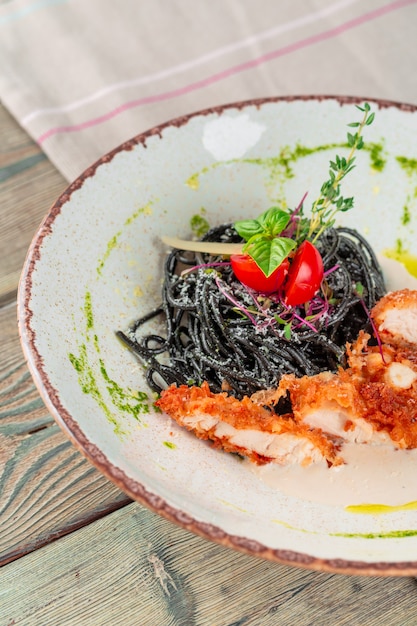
[18,96,417,576]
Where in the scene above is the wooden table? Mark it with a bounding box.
[2,101,417,626]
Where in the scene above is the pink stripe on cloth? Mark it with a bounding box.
[22,0,361,125]
[37,0,417,145]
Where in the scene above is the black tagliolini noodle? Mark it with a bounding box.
[117,224,385,400]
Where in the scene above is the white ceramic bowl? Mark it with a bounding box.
[18,96,417,575]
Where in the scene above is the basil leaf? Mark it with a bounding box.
[234,218,264,241]
[257,206,291,236]
[246,235,296,277]
[235,206,291,242]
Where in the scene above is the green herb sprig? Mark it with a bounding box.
[307,103,375,242]
[234,103,375,277]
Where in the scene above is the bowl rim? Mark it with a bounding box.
[17,94,417,576]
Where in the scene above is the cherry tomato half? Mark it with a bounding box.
[231,254,290,294]
[284,241,324,306]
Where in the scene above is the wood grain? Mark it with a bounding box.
[0,103,131,566]
[0,297,131,566]
[2,503,417,626]
[0,104,67,306]
[2,100,417,626]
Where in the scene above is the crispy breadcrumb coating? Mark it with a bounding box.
[156,290,417,466]
[156,381,341,466]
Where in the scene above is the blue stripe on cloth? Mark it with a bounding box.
[0,0,68,26]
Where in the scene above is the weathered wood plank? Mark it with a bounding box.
[0,103,134,565]
[0,103,67,306]
[0,300,131,566]
[1,301,52,430]
[1,503,417,626]
[2,90,417,626]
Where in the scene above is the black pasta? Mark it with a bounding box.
[117,224,386,400]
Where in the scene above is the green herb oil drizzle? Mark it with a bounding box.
[68,290,153,435]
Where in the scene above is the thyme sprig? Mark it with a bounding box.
[168,103,376,283]
[234,103,375,275]
[307,103,375,243]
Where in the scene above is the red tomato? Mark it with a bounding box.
[284,241,324,306]
[231,254,289,294]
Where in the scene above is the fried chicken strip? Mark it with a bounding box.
[372,288,417,347]
[260,290,417,450]
[156,290,417,465]
[156,381,341,466]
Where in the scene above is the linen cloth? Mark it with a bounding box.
[1,0,417,182]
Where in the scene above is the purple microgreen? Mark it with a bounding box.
[324,264,340,277]
[353,282,386,364]
[293,191,310,241]
[281,219,297,240]
[292,313,319,333]
[304,301,330,324]
[279,298,319,333]
[295,191,308,215]
[215,276,258,325]
[180,261,230,277]
[248,291,270,313]
[367,312,386,364]
[214,266,336,337]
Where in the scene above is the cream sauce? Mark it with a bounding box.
[250,257,417,510]
[377,255,417,291]
[249,444,417,508]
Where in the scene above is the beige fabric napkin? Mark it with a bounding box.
[1,0,417,182]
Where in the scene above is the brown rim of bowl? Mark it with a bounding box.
[17,95,417,577]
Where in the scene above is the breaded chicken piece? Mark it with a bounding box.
[156,381,341,466]
[156,290,417,465]
[372,288,417,347]
[264,290,417,450]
